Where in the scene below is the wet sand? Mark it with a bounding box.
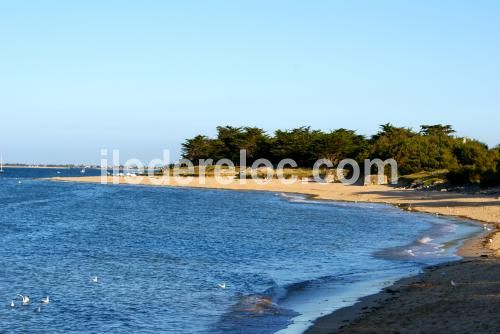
[50,175,500,333]
[307,259,500,334]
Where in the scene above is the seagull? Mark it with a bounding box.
[92,276,98,283]
[17,294,30,305]
[483,224,492,231]
[10,301,15,308]
[450,280,457,287]
[405,249,415,257]
[40,296,49,304]
[218,282,226,289]
[34,305,41,313]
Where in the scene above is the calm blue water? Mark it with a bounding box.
[0,168,480,333]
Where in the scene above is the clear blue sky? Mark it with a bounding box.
[1,1,499,164]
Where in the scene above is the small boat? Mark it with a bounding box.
[0,154,4,173]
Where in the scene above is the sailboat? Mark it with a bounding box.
[0,154,4,173]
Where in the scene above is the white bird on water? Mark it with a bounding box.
[17,294,30,305]
[92,276,98,283]
[218,282,226,289]
[405,249,415,257]
[10,301,15,308]
[450,280,457,287]
[41,296,50,304]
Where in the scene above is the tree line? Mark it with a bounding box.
[182,124,500,187]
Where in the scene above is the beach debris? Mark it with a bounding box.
[17,294,30,305]
[235,295,278,314]
[385,288,400,294]
[402,282,433,289]
[483,224,492,231]
[40,296,49,304]
[450,280,457,287]
[489,238,493,243]
[217,282,226,289]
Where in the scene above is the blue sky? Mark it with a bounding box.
[1,1,499,164]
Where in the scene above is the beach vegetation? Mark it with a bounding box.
[181,124,500,188]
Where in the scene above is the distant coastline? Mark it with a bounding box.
[4,165,73,169]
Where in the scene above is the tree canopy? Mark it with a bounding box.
[181,124,500,187]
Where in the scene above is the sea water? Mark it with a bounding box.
[0,168,480,333]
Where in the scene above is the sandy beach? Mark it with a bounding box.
[307,259,500,334]
[50,175,500,333]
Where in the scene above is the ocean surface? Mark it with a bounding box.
[0,168,480,333]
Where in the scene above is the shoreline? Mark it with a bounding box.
[48,176,500,256]
[48,176,500,333]
[306,257,500,333]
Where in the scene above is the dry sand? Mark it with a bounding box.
[50,175,500,333]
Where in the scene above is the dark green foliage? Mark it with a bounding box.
[420,124,455,136]
[181,124,500,187]
[181,127,271,164]
[318,129,369,165]
[448,141,500,186]
[270,127,324,166]
[369,124,459,175]
[181,135,217,162]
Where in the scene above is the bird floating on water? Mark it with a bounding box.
[405,249,415,257]
[92,276,98,283]
[41,296,49,304]
[17,294,30,305]
[218,282,226,289]
[450,280,457,287]
[10,301,15,308]
[34,305,41,313]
